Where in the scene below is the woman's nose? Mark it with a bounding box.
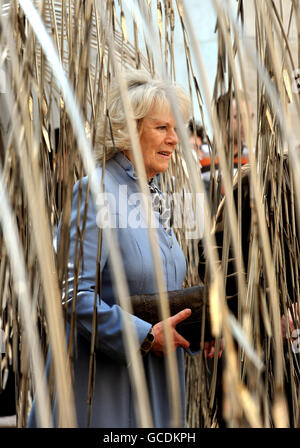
[166,128,179,145]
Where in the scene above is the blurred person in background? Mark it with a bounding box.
[188,118,210,197]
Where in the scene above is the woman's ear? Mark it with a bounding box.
[136,118,143,134]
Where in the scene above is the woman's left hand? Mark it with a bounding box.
[281,303,299,339]
[204,338,224,359]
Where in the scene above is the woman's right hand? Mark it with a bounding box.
[151,308,192,357]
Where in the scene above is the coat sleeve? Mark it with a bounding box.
[58,177,152,365]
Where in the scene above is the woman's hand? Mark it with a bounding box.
[151,308,192,357]
[281,303,299,339]
[204,338,224,359]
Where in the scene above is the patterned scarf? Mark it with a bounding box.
[148,181,173,232]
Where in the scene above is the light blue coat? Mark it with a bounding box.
[30,152,188,428]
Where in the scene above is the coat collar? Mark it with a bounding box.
[114,152,161,191]
[114,152,138,181]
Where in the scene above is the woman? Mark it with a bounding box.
[30,70,193,428]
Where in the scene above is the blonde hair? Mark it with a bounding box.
[95,70,190,163]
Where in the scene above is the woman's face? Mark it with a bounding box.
[124,103,178,179]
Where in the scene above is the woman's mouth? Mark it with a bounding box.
[157,151,172,158]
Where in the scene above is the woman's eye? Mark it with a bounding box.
[157,126,166,130]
